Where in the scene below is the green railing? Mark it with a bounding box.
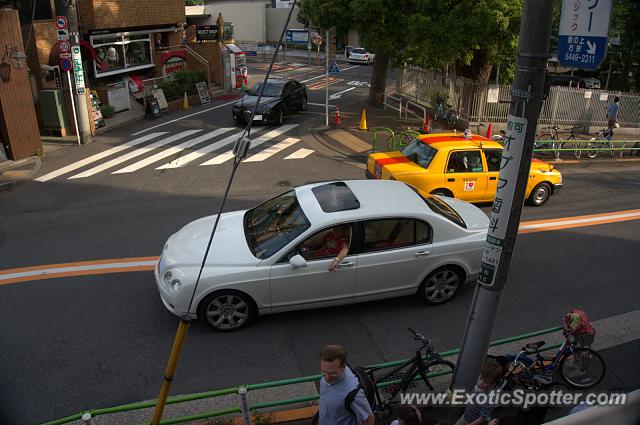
[44,325,565,425]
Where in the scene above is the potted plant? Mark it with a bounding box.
[101,104,115,118]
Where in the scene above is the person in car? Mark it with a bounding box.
[302,225,351,271]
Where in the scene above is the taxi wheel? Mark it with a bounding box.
[198,290,257,332]
[528,182,552,207]
[431,189,453,198]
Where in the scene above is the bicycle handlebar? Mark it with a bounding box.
[408,327,430,346]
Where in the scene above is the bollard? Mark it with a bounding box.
[81,413,94,425]
[238,386,251,425]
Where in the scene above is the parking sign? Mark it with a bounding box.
[557,0,613,70]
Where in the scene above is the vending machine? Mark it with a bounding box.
[225,44,248,89]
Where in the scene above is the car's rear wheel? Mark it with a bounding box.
[420,267,463,304]
[198,290,256,332]
[527,182,552,207]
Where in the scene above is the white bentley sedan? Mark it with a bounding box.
[155,180,488,331]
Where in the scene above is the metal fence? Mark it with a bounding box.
[399,66,640,128]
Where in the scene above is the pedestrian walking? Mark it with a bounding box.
[318,344,373,425]
[606,96,621,137]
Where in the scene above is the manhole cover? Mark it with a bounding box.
[277,180,292,187]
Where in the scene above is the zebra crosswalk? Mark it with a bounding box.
[36,124,311,182]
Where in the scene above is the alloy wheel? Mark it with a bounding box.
[423,269,460,304]
[205,294,250,330]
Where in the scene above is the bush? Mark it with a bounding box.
[158,70,207,101]
[100,104,115,118]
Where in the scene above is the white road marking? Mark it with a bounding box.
[112,128,234,174]
[200,124,299,166]
[35,132,166,182]
[307,102,337,108]
[131,100,238,136]
[68,130,202,179]
[284,148,314,159]
[300,65,360,83]
[244,138,299,162]
[329,87,356,99]
[156,129,254,169]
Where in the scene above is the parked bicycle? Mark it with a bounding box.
[496,323,605,390]
[586,128,616,158]
[364,328,454,417]
[537,125,585,159]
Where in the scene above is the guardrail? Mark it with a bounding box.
[383,93,403,119]
[44,325,565,425]
[404,100,427,126]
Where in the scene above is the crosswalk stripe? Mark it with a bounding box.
[155,129,257,169]
[200,124,299,166]
[68,130,202,179]
[112,128,234,174]
[244,137,300,162]
[284,148,314,159]
[35,132,166,182]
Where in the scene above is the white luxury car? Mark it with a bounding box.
[348,47,375,64]
[155,180,489,331]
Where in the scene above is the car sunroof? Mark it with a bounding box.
[311,182,360,212]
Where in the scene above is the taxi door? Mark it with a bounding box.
[444,150,488,202]
[483,148,503,202]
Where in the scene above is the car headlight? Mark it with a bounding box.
[163,271,183,292]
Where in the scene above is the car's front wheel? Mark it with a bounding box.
[420,267,463,304]
[275,107,285,125]
[300,96,307,111]
[527,182,552,207]
[198,290,256,332]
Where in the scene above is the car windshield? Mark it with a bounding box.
[352,48,366,54]
[401,139,437,169]
[247,82,283,97]
[406,185,467,228]
[244,190,311,259]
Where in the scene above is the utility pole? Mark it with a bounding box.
[325,30,329,127]
[67,0,92,144]
[451,0,555,392]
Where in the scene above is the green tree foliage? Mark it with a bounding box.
[299,0,523,105]
[602,0,640,91]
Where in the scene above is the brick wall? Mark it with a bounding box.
[80,0,185,32]
[188,42,223,88]
[21,21,58,90]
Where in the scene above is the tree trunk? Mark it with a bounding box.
[369,51,389,107]
[459,46,496,121]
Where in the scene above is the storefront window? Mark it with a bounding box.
[92,33,155,77]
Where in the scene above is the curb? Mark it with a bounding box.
[0,156,42,192]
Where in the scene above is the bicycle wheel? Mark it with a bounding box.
[607,141,615,158]
[552,141,565,160]
[569,138,584,159]
[586,141,599,158]
[537,134,555,157]
[559,348,606,389]
[423,360,455,391]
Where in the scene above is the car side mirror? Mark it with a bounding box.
[290,254,307,269]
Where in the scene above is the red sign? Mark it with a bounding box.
[55,16,68,30]
[58,40,71,54]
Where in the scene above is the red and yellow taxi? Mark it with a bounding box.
[366,133,563,206]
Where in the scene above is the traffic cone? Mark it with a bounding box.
[485,122,493,138]
[182,92,190,110]
[333,105,342,125]
[422,113,431,133]
[359,109,368,131]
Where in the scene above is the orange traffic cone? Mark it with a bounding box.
[485,122,493,138]
[422,113,431,133]
[333,105,342,125]
[359,109,368,131]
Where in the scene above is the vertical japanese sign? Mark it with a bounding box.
[558,0,613,70]
[71,45,86,95]
[478,115,528,288]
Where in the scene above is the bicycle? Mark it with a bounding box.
[364,328,455,417]
[497,323,605,390]
[538,125,585,160]
[446,109,459,130]
[586,128,616,158]
[471,122,486,135]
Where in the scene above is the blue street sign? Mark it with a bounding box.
[285,29,309,45]
[558,0,613,70]
[60,57,72,72]
[329,61,340,75]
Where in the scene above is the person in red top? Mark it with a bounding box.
[302,226,351,272]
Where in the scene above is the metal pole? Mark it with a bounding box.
[451,0,555,392]
[307,22,311,67]
[325,31,329,127]
[67,71,81,146]
[150,319,190,425]
[67,0,92,144]
[238,387,251,425]
[605,57,613,90]
[81,413,94,425]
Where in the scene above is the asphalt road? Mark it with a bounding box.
[0,62,639,424]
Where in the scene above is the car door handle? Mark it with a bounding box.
[414,251,430,257]
[339,261,354,267]
[489,177,497,180]
[447,178,455,182]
